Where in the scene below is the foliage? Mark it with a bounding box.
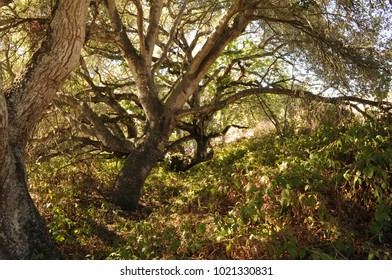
[2,0,391,259]
[28,116,392,259]
[23,0,391,172]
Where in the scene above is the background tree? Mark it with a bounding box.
[36,0,391,211]
[0,0,89,259]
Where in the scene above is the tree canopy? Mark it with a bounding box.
[45,0,391,156]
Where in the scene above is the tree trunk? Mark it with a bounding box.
[112,149,158,211]
[112,117,174,211]
[0,148,58,259]
[0,0,89,259]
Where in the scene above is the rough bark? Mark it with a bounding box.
[112,149,158,211]
[112,115,174,211]
[0,148,59,259]
[0,0,89,259]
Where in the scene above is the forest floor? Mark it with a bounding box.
[28,120,392,259]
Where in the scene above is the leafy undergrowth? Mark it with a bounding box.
[28,121,392,259]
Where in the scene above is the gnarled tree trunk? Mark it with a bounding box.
[112,149,160,211]
[0,0,88,259]
[0,147,58,259]
[112,116,174,211]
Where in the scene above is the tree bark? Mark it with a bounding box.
[0,0,89,259]
[112,149,158,211]
[0,147,58,259]
[112,115,174,211]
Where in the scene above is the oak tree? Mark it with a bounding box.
[34,0,392,211]
[0,0,89,259]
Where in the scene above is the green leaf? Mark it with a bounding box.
[363,167,374,179]
[299,248,307,259]
[343,171,351,181]
[171,239,181,252]
[196,223,206,234]
[287,245,297,258]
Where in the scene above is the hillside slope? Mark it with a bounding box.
[29,121,392,259]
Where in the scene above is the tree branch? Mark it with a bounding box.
[103,0,141,71]
[166,4,251,110]
[5,0,89,142]
[177,87,392,118]
[208,124,248,139]
[56,93,135,155]
[145,0,163,65]
[132,0,146,57]
[152,0,186,75]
